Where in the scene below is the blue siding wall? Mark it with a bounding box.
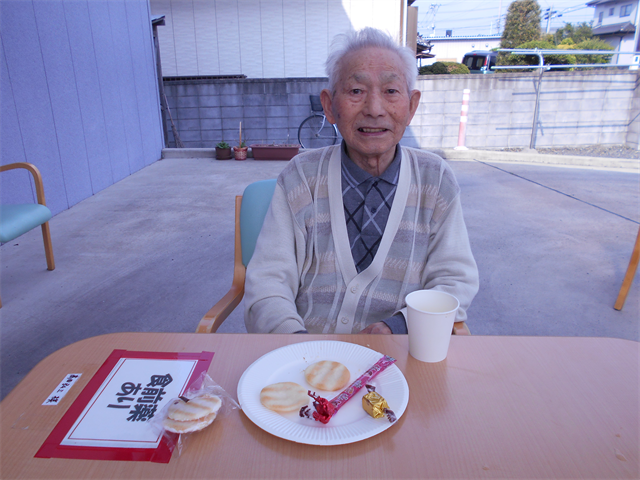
[0,0,163,216]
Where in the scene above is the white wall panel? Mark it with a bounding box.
[238,0,263,78]
[151,0,402,78]
[171,0,198,75]
[193,0,219,75]
[371,0,401,41]
[305,1,328,77]
[150,0,177,76]
[347,0,372,30]
[327,0,354,55]
[283,0,307,77]
[260,0,285,78]
[215,0,242,74]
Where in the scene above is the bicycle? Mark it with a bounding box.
[297,95,338,149]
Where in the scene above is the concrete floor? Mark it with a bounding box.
[1,154,638,400]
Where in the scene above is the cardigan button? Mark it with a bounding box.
[350,285,357,293]
[340,317,348,324]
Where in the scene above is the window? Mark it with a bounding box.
[620,4,632,17]
[598,11,604,23]
[609,7,614,16]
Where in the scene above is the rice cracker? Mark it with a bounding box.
[304,360,350,391]
[260,382,309,413]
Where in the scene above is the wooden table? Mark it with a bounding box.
[1,334,638,479]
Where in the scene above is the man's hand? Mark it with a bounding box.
[359,321,392,334]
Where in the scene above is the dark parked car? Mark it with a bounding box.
[462,51,497,74]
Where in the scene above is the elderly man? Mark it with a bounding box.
[244,27,479,334]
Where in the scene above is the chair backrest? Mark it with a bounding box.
[240,179,277,266]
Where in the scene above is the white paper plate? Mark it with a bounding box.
[237,340,409,445]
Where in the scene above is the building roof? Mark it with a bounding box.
[427,34,501,41]
[592,21,636,36]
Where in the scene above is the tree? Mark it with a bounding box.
[553,22,594,46]
[500,0,542,49]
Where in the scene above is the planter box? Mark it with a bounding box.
[250,144,300,161]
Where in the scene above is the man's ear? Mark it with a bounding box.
[320,89,337,124]
[406,89,421,125]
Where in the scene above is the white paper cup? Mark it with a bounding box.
[405,290,460,363]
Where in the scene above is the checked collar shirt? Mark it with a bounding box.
[341,141,401,273]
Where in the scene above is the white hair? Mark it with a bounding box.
[325,27,417,94]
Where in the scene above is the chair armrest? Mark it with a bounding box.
[196,273,245,333]
[0,163,48,206]
[197,195,246,333]
[452,321,470,335]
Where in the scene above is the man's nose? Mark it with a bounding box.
[363,91,385,116]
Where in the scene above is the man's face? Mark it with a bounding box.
[320,47,420,174]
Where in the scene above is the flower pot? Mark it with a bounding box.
[234,146,248,161]
[215,147,232,160]
[250,144,300,161]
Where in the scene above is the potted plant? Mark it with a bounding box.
[234,122,249,161]
[215,141,231,160]
[250,143,300,161]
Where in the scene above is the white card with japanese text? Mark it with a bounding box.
[61,358,198,448]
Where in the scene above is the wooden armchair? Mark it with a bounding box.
[0,163,55,308]
[196,179,470,335]
[614,225,640,311]
[197,180,277,333]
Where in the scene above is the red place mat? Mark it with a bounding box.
[35,350,214,463]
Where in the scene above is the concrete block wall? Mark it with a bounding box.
[164,78,337,148]
[626,75,640,149]
[407,70,638,149]
[165,70,638,150]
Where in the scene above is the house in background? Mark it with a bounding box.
[149,0,414,78]
[587,0,639,65]
[418,35,501,65]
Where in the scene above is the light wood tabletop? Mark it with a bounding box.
[1,333,638,479]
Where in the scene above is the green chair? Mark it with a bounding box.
[197,179,276,333]
[0,163,55,308]
[196,178,470,335]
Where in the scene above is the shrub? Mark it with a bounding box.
[498,40,575,71]
[443,62,470,74]
[419,62,448,75]
[419,61,469,75]
[574,38,614,65]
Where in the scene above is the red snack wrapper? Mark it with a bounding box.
[300,355,396,423]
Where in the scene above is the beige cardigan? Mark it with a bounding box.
[244,145,479,334]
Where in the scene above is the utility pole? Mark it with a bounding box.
[544,6,557,34]
[633,0,640,55]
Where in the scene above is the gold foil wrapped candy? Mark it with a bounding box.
[362,384,396,423]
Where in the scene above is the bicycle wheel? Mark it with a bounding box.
[297,115,338,149]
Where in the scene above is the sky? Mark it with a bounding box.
[412,0,596,37]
